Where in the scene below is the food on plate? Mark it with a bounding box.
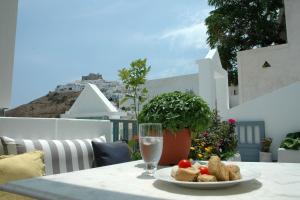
[197,174,217,182]
[174,167,199,182]
[199,166,209,175]
[178,159,192,168]
[226,164,241,180]
[171,156,242,182]
[208,156,229,181]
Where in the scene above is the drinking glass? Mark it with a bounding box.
[139,123,163,175]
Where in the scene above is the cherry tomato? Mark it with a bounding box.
[199,166,209,174]
[178,159,192,168]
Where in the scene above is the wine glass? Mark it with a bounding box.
[139,123,163,175]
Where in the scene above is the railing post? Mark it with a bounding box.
[112,121,119,142]
[111,119,138,142]
[123,121,129,141]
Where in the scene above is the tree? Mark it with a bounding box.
[118,58,151,119]
[205,0,286,85]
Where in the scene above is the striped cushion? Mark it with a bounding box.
[0,136,106,175]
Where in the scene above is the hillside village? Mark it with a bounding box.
[6,73,125,118]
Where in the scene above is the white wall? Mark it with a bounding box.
[197,49,229,115]
[237,0,300,103]
[145,49,229,116]
[229,95,239,108]
[229,86,239,107]
[146,73,199,99]
[0,117,112,142]
[0,0,18,109]
[223,82,300,160]
[238,44,290,103]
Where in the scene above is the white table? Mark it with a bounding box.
[1,161,300,200]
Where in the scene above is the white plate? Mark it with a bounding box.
[154,166,260,189]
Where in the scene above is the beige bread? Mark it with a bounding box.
[192,162,202,169]
[208,156,229,181]
[226,164,242,180]
[174,167,199,182]
[197,174,217,182]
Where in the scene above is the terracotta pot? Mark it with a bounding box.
[159,128,191,166]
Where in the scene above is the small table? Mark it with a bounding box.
[1,161,300,200]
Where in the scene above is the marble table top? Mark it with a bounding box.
[1,160,300,200]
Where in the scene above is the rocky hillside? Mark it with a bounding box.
[6,91,80,118]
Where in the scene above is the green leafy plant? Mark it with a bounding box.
[189,110,238,160]
[138,91,212,134]
[261,137,272,152]
[280,132,300,150]
[118,58,151,119]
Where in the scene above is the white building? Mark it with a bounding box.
[0,0,18,113]
[237,0,300,104]
[146,49,229,115]
[55,83,85,93]
[54,74,124,104]
[61,83,125,119]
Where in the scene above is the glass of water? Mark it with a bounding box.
[139,123,163,175]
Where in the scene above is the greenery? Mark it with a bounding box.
[128,136,142,160]
[189,110,238,160]
[205,0,286,85]
[261,137,272,152]
[118,58,151,119]
[138,91,212,134]
[280,132,300,150]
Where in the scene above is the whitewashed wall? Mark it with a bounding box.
[197,49,229,115]
[0,0,18,109]
[229,86,239,107]
[146,73,199,99]
[145,49,229,116]
[237,0,300,103]
[0,117,112,142]
[238,44,290,103]
[223,82,300,160]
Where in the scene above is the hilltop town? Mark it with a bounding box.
[6,73,124,118]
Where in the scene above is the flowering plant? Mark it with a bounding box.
[189,110,238,160]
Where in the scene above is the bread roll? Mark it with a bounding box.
[197,174,217,182]
[174,167,199,182]
[208,156,229,181]
[226,164,241,180]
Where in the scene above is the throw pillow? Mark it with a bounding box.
[0,136,106,175]
[92,141,131,167]
[0,151,45,200]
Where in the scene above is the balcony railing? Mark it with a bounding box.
[110,119,138,142]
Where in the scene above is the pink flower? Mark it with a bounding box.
[228,118,236,124]
[202,132,208,137]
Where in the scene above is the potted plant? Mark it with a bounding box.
[138,91,212,165]
[278,132,300,163]
[260,137,272,162]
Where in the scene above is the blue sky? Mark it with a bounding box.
[12,0,212,107]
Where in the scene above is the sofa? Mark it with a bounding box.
[0,117,112,175]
